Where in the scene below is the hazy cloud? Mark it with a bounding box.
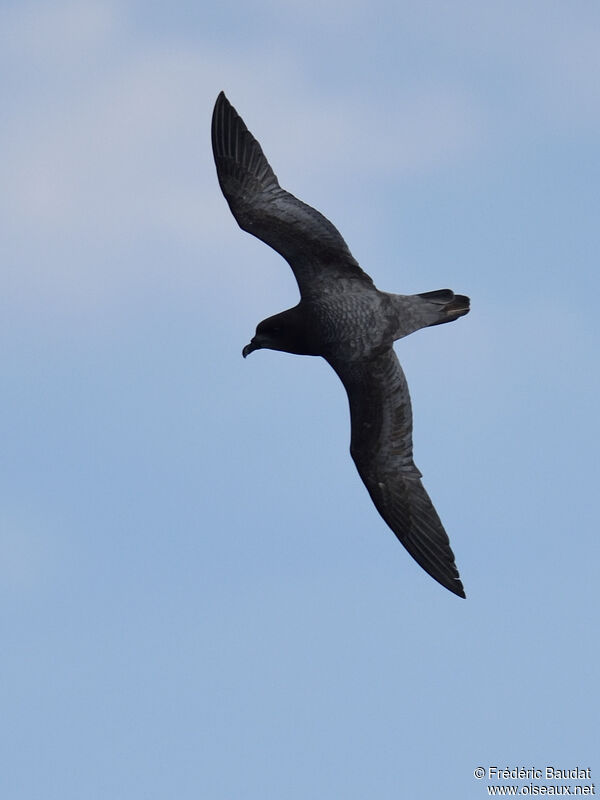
[3,0,598,321]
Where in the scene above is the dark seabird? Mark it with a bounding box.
[211,91,469,598]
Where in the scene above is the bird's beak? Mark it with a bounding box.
[242,339,258,358]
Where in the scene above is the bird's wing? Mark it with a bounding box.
[329,348,465,597]
[211,92,374,297]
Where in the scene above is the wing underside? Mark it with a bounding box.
[211,92,374,295]
[330,348,465,597]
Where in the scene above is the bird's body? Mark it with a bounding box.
[212,91,469,597]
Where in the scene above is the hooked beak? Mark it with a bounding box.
[242,339,259,358]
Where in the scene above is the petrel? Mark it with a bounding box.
[211,91,469,597]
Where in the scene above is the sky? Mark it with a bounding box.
[2,1,599,797]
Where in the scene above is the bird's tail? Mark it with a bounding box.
[416,289,470,327]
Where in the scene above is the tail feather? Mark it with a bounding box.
[417,289,470,327]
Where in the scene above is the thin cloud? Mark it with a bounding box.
[1,4,485,321]
[3,0,597,323]
[0,0,120,64]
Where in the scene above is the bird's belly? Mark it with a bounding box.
[308,293,394,360]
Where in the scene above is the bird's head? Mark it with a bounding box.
[242,307,316,358]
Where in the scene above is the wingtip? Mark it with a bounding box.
[434,575,465,598]
[454,584,467,599]
[435,572,466,598]
[212,91,230,126]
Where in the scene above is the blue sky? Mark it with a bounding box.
[2,1,599,797]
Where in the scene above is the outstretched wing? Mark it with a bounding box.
[211,92,374,296]
[329,348,465,597]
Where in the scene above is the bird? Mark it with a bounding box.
[211,91,469,598]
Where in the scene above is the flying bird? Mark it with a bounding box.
[211,91,469,597]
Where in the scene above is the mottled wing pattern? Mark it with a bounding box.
[330,348,465,597]
[211,92,374,296]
